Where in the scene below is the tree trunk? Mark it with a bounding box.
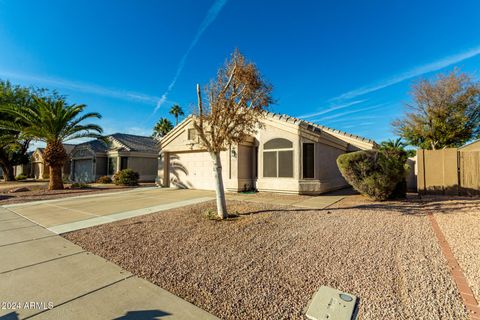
[49,165,64,190]
[211,152,228,219]
[1,164,15,181]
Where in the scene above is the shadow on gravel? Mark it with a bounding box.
[0,195,14,201]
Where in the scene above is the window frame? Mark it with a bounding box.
[302,142,315,179]
[120,157,128,170]
[107,157,117,175]
[187,128,197,141]
[262,138,294,178]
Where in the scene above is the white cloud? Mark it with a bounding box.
[0,70,161,104]
[153,0,229,113]
[297,99,367,119]
[311,104,386,122]
[330,45,480,101]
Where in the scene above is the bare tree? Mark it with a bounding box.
[193,49,273,219]
[393,70,480,150]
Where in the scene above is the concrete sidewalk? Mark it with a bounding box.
[0,207,218,320]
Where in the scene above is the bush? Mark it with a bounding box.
[70,182,90,189]
[337,149,408,201]
[97,176,113,184]
[15,173,28,181]
[112,169,139,186]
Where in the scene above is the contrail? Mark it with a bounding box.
[153,0,229,114]
[329,45,480,102]
[0,70,160,104]
[297,99,367,119]
[311,104,386,122]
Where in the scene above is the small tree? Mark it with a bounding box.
[0,81,33,181]
[169,104,185,125]
[393,70,480,150]
[193,49,273,219]
[153,117,174,138]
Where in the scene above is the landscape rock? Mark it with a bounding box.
[8,187,30,193]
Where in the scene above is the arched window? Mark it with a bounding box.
[263,138,293,178]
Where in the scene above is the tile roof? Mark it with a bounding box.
[109,133,159,152]
[75,139,109,152]
[265,111,377,146]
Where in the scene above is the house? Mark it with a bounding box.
[13,151,34,178]
[158,112,376,194]
[70,133,159,183]
[31,144,75,179]
[459,140,480,151]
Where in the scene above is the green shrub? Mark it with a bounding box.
[70,182,90,189]
[15,173,28,181]
[337,149,408,201]
[97,176,113,184]
[112,169,139,186]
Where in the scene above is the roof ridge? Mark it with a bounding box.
[264,111,376,145]
[110,132,154,139]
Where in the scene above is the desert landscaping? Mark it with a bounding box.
[64,194,479,320]
[2,3,480,319]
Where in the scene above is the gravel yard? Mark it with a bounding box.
[432,198,480,302]
[64,197,471,320]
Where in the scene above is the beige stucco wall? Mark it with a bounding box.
[124,156,157,182]
[158,120,256,191]
[159,115,372,194]
[297,141,349,194]
[95,156,107,180]
[255,118,301,193]
[105,151,158,182]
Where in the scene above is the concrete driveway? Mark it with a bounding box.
[4,188,214,234]
[3,188,345,234]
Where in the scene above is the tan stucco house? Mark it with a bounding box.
[70,133,159,183]
[31,144,74,179]
[158,112,376,194]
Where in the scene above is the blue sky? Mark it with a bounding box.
[1,0,480,144]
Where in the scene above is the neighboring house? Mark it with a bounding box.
[459,140,480,151]
[31,144,75,179]
[70,133,159,183]
[13,151,34,178]
[158,112,376,194]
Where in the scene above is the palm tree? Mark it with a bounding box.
[0,96,102,190]
[153,117,173,138]
[380,137,416,158]
[380,138,407,151]
[169,104,184,125]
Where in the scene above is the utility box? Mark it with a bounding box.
[305,286,357,320]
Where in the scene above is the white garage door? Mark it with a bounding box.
[170,152,218,190]
[73,159,93,183]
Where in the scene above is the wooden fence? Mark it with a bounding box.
[417,148,480,195]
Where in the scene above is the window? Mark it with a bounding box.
[120,157,128,170]
[264,138,293,150]
[108,157,117,175]
[263,138,293,178]
[188,128,197,141]
[303,143,315,179]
